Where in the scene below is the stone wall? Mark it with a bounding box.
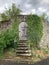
[40,21,49,48]
[0,15,25,30]
[0,20,12,31]
[0,15,49,48]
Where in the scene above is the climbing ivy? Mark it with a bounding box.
[27,15,43,48]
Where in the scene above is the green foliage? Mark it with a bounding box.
[11,3,20,18]
[41,13,46,20]
[1,3,20,21]
[27,15,43,48]
[0,31,6,55]
[0,3,19,55]
[10,18,19,43]
[1,13,9,21]
[5,3,20,19]
[42,48,49,54]
[1,4,20,21]
[0,18,19,55]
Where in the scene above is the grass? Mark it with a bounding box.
[0,48,16,59]
[30,47,49,62]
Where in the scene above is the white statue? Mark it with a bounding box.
[19,22,28,40]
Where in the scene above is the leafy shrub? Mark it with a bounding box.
[0,18,19,55]
[27,15,43,48]
[0,31,6,55]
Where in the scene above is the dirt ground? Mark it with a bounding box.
[0,58,49,65]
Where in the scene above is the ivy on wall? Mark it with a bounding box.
[27,15,43,48]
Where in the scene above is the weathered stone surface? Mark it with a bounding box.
[16,42,31,56]
[40,21,49,48]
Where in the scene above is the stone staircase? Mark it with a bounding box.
[16,42,31,56]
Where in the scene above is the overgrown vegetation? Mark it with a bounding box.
[0,3,20,22]
[27,15,43,48]
[0,3,19,55]
[0,18,19,55]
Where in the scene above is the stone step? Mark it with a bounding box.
[16,52,30,54]
[17,45,28,47]
[18,43,29,47]
[16,53,31,56]
[16,50,31,53]
[16,42,31,56]
[18,43,27,45]
[17,47,29,50]
[19,40,27,43]
[18,43,28,45]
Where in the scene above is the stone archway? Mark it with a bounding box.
[19,22,28,41]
